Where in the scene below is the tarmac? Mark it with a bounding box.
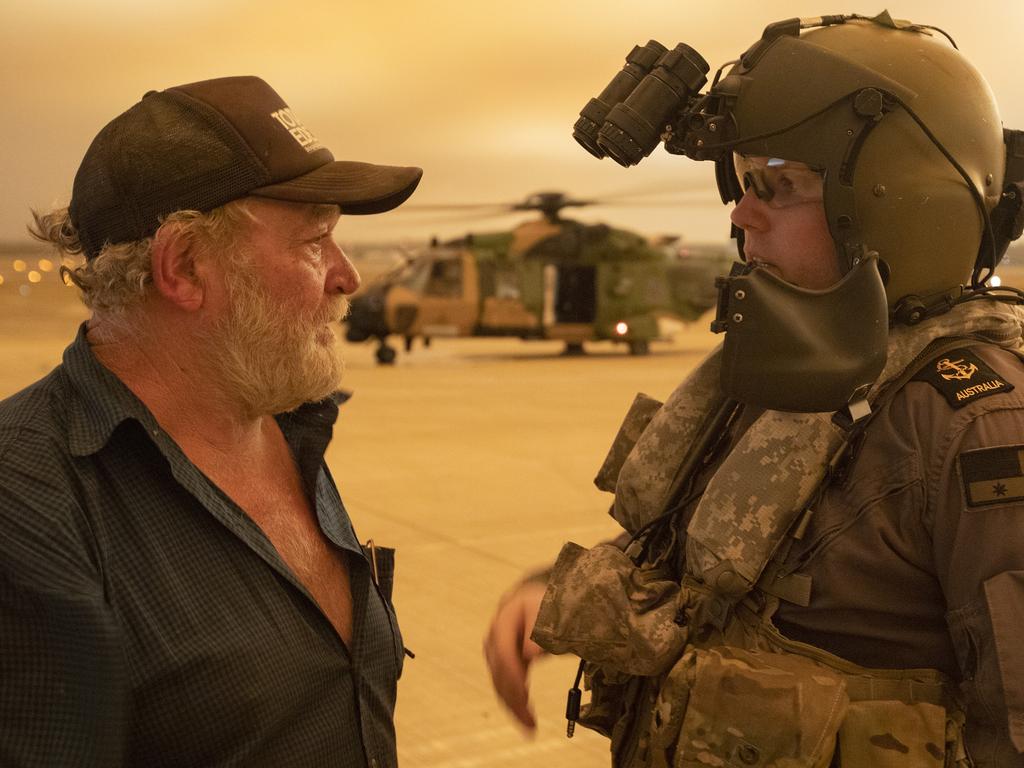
[7,250,1024,766]
[0,251,718,767]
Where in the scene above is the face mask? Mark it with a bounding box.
[711,254,889,412]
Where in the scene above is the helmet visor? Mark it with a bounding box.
[734,154,824,209]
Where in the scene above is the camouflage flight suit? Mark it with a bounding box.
[532,302,1024,767]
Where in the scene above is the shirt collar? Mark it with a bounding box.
[62,322,346,463]
[63,323,158,457]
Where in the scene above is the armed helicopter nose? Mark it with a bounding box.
[344,282,390,342]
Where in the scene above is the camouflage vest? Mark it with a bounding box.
[532,301,1024,768]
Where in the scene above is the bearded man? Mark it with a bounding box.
[0,76,421,767]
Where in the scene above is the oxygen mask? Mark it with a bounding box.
[711,254,889,413]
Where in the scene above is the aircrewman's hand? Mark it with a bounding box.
[483,579,548,731]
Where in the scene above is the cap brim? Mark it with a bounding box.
[250,161,422,215]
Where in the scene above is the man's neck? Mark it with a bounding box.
[86,314,270,459]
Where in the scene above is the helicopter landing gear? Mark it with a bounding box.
[375,341,397,365]
[401,335,431,352]
[628,339,650,356]
[562,341,586,356]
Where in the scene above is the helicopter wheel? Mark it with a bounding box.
[628,339,650,356]
[376,343,398,365]
[423,336,432,348]
[404,335,414,352]
[562,341,585,356]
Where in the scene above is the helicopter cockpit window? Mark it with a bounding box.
[426,258,463,297]
[398,258,432,292]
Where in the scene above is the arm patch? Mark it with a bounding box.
[913,348,1015,409]
[959,445,1024,507]
[912,348,1014,409]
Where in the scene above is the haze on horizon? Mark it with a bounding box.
[3,1,1021,248]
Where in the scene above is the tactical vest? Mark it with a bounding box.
[532,301,1024,768]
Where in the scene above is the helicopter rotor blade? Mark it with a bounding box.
[395,202,517,213]
[383,208,530,227]
[594,196,723,208]
[588,178,720,201]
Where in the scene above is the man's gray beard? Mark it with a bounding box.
[205,268,348,418]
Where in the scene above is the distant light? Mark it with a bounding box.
[615,321,629,335]
[990,275,1003,288]
[38,258,54,272]
[28,270,42,283]
[18,285,31,297]
[0,274,4,286]
[12,259,27,272]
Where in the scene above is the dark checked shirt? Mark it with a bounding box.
[0,324,404,768]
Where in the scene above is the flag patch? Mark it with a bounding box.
[912,348,1014,409]
[959,445,1024,507]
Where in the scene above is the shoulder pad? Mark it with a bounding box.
[594,393,662,493]
[911,347,1015,409]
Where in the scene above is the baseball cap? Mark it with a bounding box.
[69,76,423,258]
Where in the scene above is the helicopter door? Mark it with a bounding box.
[553,264,597,323]
[414,253,479,337]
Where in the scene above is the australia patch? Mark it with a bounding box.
[959,445,1024,507]
[912,348,1014,409]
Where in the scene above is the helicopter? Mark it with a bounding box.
[343,190,734,364]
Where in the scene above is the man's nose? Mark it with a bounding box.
[325,240,361,295]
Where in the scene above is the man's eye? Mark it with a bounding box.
[305,238,325,258]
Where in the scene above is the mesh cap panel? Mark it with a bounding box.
[71,93,267,257]
[69,76,422,258]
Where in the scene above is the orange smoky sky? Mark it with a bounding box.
[2,1,1021,247]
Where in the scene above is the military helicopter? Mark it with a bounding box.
[344,190,733,364]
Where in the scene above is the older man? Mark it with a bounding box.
[0,76,420,767]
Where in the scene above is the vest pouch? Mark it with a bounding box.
[836,700,948,767]
[671,646,849,768]
[531,542,690,676]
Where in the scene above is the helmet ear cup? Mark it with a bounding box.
[984,181,1024,268]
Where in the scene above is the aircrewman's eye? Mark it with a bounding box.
[775,174,796,194]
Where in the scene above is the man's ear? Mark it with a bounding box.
[151,223,206,311]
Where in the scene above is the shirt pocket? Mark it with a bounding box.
[793,453,923,569]
[362,544,406,676]
[945,593,1002,728]
[363,544,396,605]
[983,571,1024,746]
